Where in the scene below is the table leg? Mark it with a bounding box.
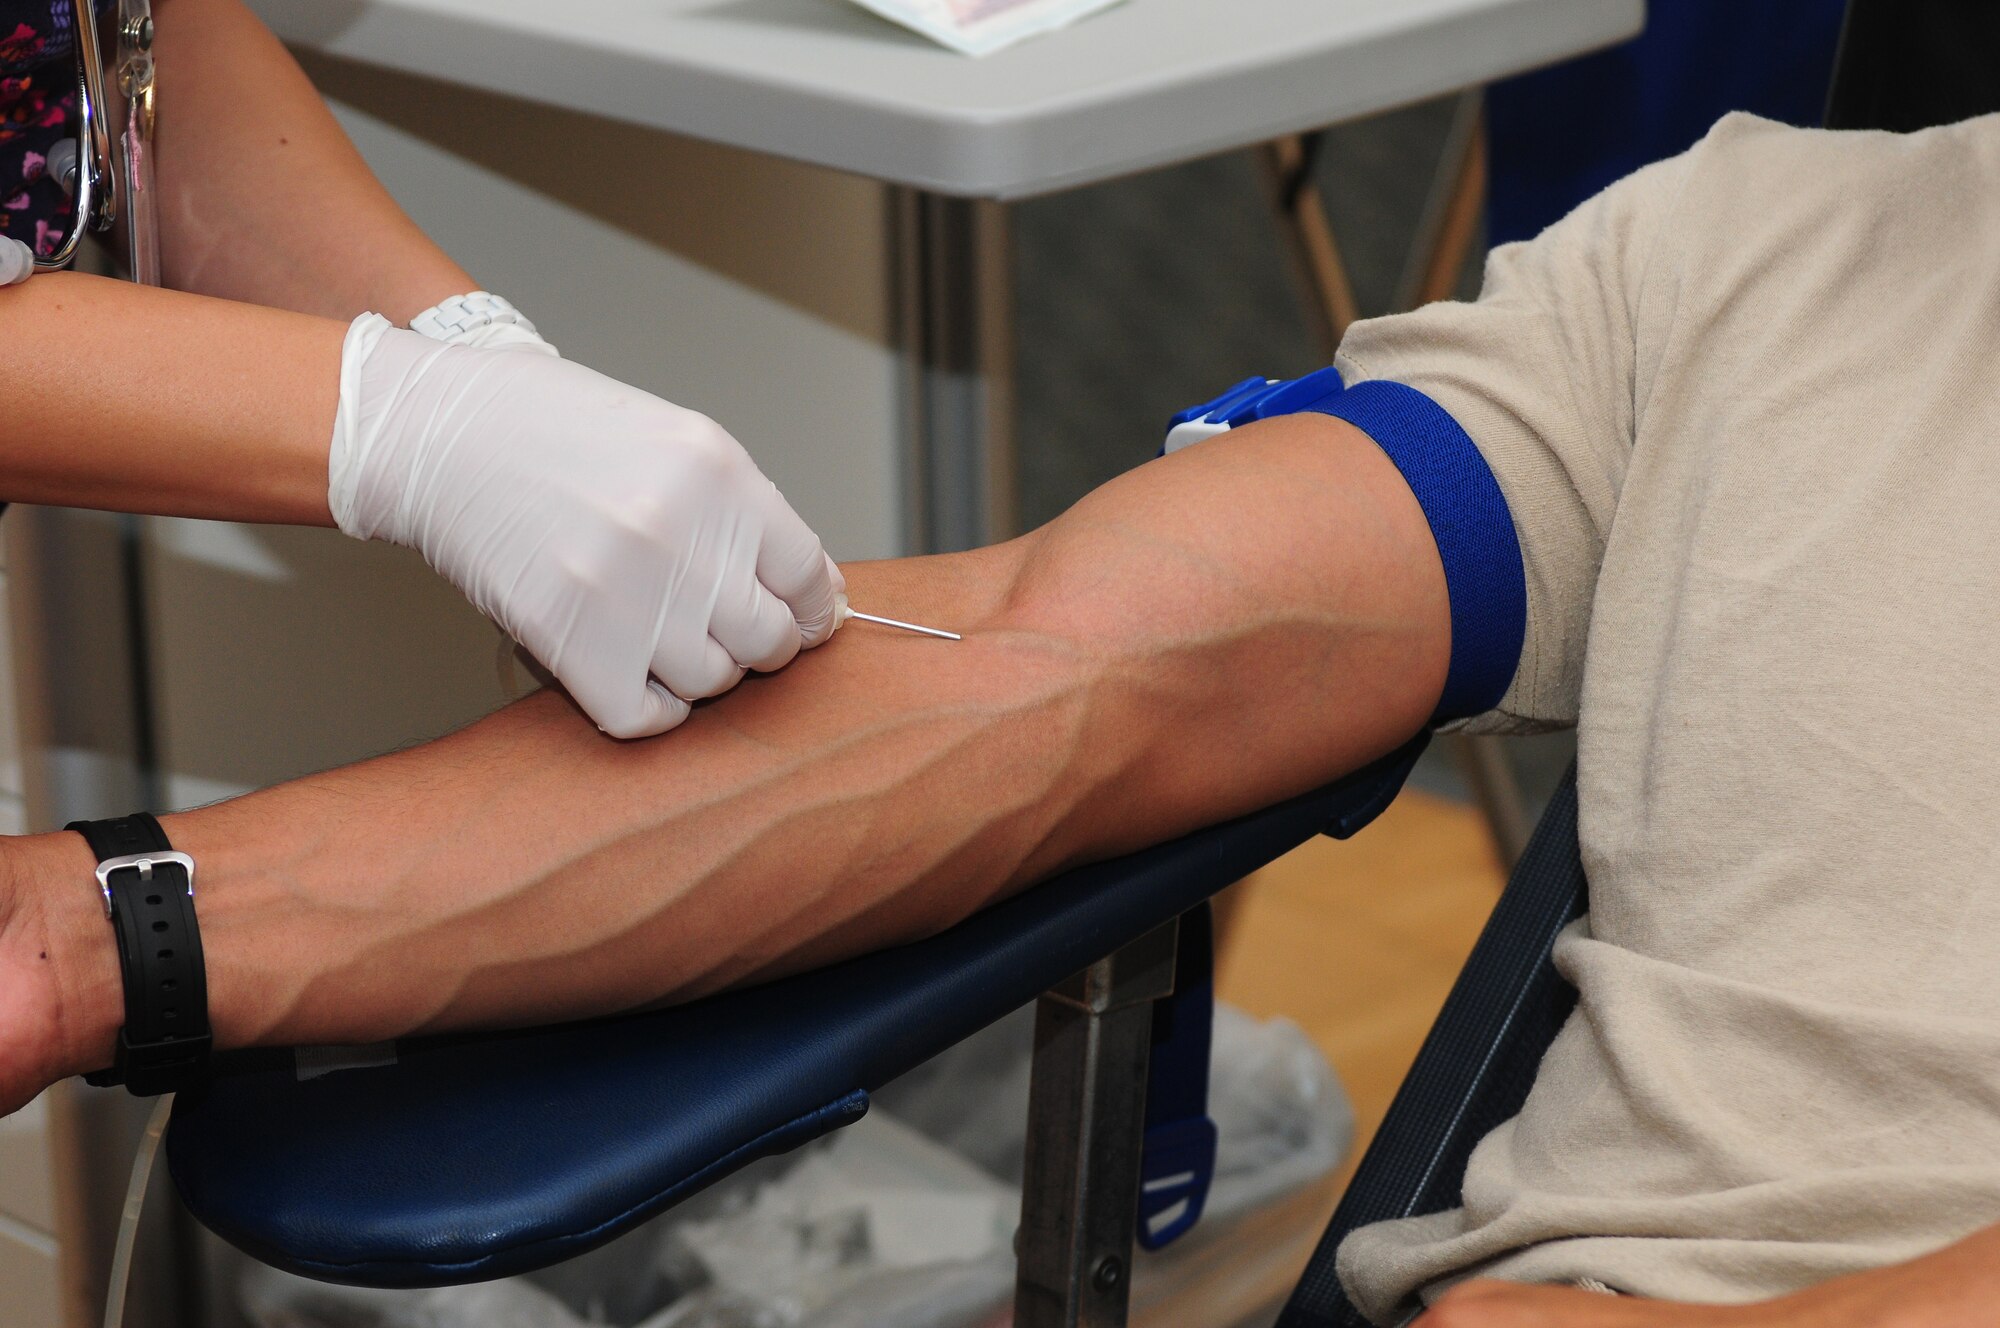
[1394,89,1488,313]
[1258,133,1360,351]
[4,506,160,824]
[892,189,1019,554]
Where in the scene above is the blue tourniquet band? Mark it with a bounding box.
[1167,372,1527,723]
[1313,380,1526,722]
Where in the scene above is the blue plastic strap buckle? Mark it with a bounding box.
[1162,366,1346,454]
[1137,902,1218,1250]
[1164,367,1527,724]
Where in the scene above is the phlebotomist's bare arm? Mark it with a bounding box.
[0,0,483,525]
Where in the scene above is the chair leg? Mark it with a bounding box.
[1014,920,1181,1328]
[1449,732,1532,869]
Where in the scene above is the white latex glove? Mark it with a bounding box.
[330,313,846,738]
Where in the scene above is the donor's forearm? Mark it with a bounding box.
[18,413,1449,1089]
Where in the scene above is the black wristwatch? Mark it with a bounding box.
[69,814,212,1097]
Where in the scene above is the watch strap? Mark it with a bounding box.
[1,235,34,287]
[70,811,171,860]
[69,815,212,1096]
[409,291,554,354]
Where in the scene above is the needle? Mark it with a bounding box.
[840,607,962,641]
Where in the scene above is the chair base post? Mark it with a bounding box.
[1013,919,1180,1328]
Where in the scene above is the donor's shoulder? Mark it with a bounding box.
[1644,110,2000,311]
[1681,109,2000,210]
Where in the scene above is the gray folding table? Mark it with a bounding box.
[255,0,1643,555]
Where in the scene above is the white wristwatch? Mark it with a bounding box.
[1,236,36,287]
[408,291,558,356]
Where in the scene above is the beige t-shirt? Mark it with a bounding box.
[1331,112,2000,1321]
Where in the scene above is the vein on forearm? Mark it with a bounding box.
[204,627,1091,1040]
[224,571,1410,1048]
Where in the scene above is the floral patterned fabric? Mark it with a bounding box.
[2,0,110,258]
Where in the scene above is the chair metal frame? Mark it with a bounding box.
[1015,920,1182,1327]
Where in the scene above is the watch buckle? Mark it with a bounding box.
[95,850,197,919]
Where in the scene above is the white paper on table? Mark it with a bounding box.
[842,0,1127,57]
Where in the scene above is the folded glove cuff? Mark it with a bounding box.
[328,312,397,539]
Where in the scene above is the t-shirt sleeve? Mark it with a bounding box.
[1327,144,1699,732]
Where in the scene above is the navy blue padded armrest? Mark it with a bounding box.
[167,735,1425,1288]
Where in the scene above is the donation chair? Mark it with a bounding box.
[170,4,2000,1323]
[165,735,1430,1323]
[164,729,1588,1328]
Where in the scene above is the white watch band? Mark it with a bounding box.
[1,236,36,287]
[409,291,546,346]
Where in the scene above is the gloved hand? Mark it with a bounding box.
[330,313,846,738]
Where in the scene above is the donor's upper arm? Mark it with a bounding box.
[1331,137,1704,732]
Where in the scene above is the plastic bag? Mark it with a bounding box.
[239,1272,587,1328]
[652,1113,1016,1326]
[878,1003,1354,1222]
